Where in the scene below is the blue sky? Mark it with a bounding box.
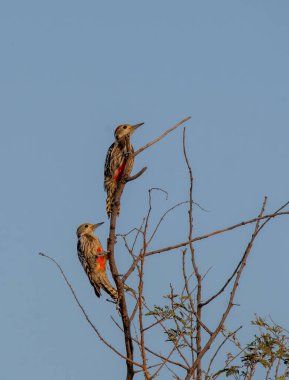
[0,1,289,379]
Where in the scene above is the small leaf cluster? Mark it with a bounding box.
[145,291,196,346]
[213,317,289,379]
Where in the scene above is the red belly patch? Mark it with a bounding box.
[96,256,106,271]
[113,162,126,182]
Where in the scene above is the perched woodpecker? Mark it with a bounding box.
[76,222,118,301]
[104,123,144,217]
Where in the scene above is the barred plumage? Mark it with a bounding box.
[104,123,144,217]
[76,223,118,301]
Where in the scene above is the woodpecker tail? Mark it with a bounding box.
[100,273,118,301]
[106,184,120,217]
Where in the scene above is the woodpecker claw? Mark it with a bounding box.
[124,151,133,158]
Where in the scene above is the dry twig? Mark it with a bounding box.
[38,252,142,367]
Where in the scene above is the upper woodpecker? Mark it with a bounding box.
[76,222,118,301]
[104,123,144,217]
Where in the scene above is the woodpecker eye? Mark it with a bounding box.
[85,224,88,228]
[123,125,127,129]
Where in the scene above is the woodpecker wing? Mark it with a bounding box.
[104,142,130,185]
[77,240,101,298]
[104,138,135,217]
[104,142,115,188]
[87,274,101,298]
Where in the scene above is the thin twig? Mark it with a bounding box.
[184,197,268,380]
[200,260,242,307]
[134,117,191,156]
[145,210,289,257]
[201,200,289,308]
[182,250,196,366]
[205,326,242,378]
[142,298,191,369]
[151,332,185,379]
[183,126,202,380]
[130,301,139,322]
[137,188,155,380]
[148,201,189,244]
[122,188,168,284]
[38,252,142,367]
[111,316,188,371]
[126,167,148,182]
[181,250,212,336]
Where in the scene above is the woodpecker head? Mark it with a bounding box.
[114,123,144,141]
[76,222,104,237]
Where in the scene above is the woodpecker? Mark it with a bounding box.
[104,123,144,217]
[76,222,118,301]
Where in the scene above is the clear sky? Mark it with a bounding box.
[1,1,289,379]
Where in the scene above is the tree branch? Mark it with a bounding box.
[126,167,147,182]
[111,316,188,371]
[134,117,191,156]
[183,127,203,380]
[184,197,268,380]
[106,160,136,380]
[145,210,289,258]
[205,325,243,379]
[38,252,142,367]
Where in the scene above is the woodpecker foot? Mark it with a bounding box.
[124,151,133,158]
[121,174,129,183]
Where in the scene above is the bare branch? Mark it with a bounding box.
[137,191,154,380]
[111,316,188,371]
[126,167,147,182]
[145,210,289,258]
[142,298,191,369]
[151,332,186,379]
[134,117,191,156]
[183,126,203,380]
[122,250,143,284]
[184,196,268,380]
[122,188,168,284]
[205,326,243,378]
[200,260,242,308]
[130,301,139,322]
[106,159,137,379]
[181,250,213,335]
[38,252,142,367]
[201,199,289,308]
[148,201,189,245]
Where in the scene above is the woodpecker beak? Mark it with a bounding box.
[93,222,104,230]
[132,122,144,131]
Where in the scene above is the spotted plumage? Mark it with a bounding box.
[104,123,144,217]
[76,223,118,301]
